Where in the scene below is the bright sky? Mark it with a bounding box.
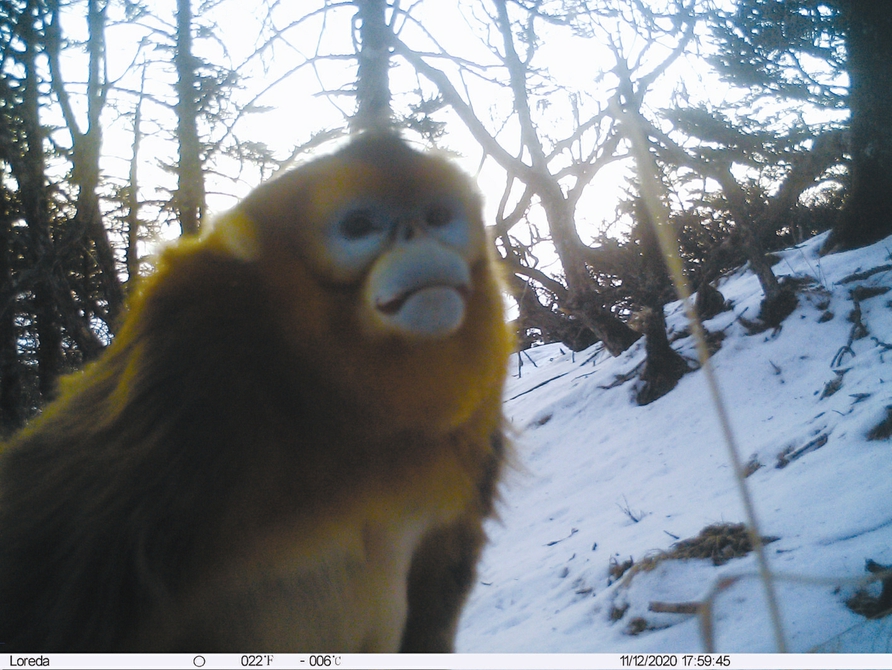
[92,1,642,230]
[51,0,844,273]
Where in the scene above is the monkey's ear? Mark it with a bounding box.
[204,210,261,262]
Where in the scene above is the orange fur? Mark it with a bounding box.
[0,134,512,651]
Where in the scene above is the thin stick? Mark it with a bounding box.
[618,102,787,653]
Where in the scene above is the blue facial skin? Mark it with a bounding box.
[326,203,393,273]
[326,198,476,339]
[326,198,473,273]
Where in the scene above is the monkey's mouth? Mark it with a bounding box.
[374,283,470,339]
[376,283,470,316]
[367,240,473,339]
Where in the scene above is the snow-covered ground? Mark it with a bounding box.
[457,231,892,653]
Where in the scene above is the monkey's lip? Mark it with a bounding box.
[375,282,470,315]
[367,241,472,337]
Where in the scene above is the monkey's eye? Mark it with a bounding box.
[326,204,393,278]
[339,208,385,239]
[423,200,473,252]
[425,204,454,229]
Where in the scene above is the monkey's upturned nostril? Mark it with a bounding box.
[398,222,422,242]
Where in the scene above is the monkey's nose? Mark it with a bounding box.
[397,219,431,242]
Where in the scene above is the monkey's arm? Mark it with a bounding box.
[400,513,489,652]
[400,431,505,652]
[0,249,294,651]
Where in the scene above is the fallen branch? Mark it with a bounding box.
[649,601,701,615]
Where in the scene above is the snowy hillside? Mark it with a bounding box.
[456,231,892,653]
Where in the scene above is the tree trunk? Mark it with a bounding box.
[352,0,392,134]
[508,275,599,352]
[635,307,690,406]
[44,0,121,346]
[80,0,123,327]
[695,280,728,322]
[633,199,689,405]
[539,184,640,356]
[175,0,205,236]
[0,177,24,435]
[19,0,63,401]
[716,166,797,326]
[824,0,892,251]
[126,64,147,287]
[491,0,639,357]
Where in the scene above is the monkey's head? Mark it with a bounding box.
[202,133,513,434]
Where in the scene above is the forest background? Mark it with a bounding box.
[1,0,891,431]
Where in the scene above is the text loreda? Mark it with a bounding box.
[8,656,50,667]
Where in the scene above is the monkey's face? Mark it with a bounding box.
[235,136,487,342]
[206,135,510,432]
[317,178,483,340]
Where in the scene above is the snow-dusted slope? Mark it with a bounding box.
[457,231,892,653]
